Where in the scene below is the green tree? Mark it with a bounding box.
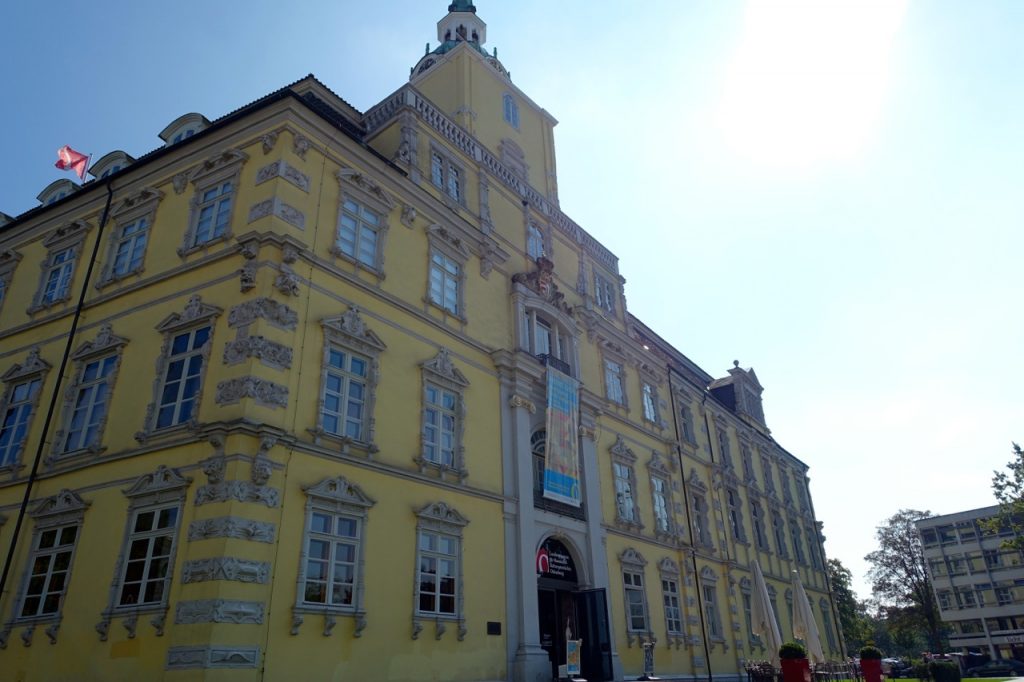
[827,558,869,654]
[864,509,945,652]
[989,443,1024,549]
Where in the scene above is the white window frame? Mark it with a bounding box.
[417,348,469,478]
[751,500,770,552]
[620,548,650,637]
[772,511,789,558]
[610,436,642,530]
[178,149,247,257]
[741,445,757,483]
[28,220,89,313]
[312,307,386,452]
[332,169,395,276]
[790,517,806,564]
[679,403,697,444]
[658,558,684,639]
[0,348,50,472]
[716,424,733,470]
[138,295,221,441]
[700,567,724,640]
[412,502,468,640]
[520,305,576,376]
[593,271,616,314]
[429,147,465,205]
[292,476,375,635]
[97,187,162,287]
[603,358,626,406]
[503,92,520,129]
[647,450,675,539]
[727,488,747,543]
[641,382,660,425]
[762,455,777,495]
[425,224,470,322]
[5,489,88,638]
[52,324,127,458]
[527,223,546,260]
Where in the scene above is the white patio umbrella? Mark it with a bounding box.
[750,560,783,666]
[791,570,826,664]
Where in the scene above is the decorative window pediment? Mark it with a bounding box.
[2,348,51,383]
[700,566,719,583]
[110,187,163,218]
[89,150,135,179]
[415,501,469,533]
[303,476,376,511]
[155,295,223,334]
[619,547,647,568]
[31,488,89,526]
[610,435,636,465]
[71,323,128,361]
[321,307,387,355]
[647,450,672,476]
[122,465,191,502]
[421,348,469,388]
[42,220,91,249]
[511,257,572,316]
[425,223,470,260]
[658,557,680,576]
[688,468,707,492]
[337,168,396,210]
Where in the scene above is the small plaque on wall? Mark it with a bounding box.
[487,621,502,636]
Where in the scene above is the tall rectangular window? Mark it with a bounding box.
[623,570,648,632]
[773,513,789,558]
[752,502,770,551]
[718,429,733,469]
[156,326,210,429]
[762,456,776,494]
[429,251,460,315]
[430,151,463,203]
[614,462,636,522]
[703,584,722,638]
[20,524,79,618]
[0,378,41,467]
[594,273,615,313]
[337,199,381,268]
[692,493,712,546]
[642,383,659,423]
[417,529,458,616]
[117,505,179,607]
[41,247,75,305]
[110,218,150,277]
[727,489,746,542]
[192,181,233,246]
[321,348,368,441]
[604,359,625,405]
[679,405,696,443]
[423,383,457,467]
[303,510,360,608]
[652,477,671,533]
[662,577,682,634]
[62,355,117,453]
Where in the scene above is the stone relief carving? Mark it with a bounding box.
[421,348,469,387]
[194,480,280,508]
[223,334,293,369]
[167,646,260,670]
[215,376,288,409]
[261,131,278,155]
[228,298,298,330]
[273,268,300,297]
[337,168,397,209]
[172,173,189,195]
[2,347,52,383]
[255,161,281,185]
[511,257,572,315]
[293,135,310,159]
[202,454,226,484]
[251,455,272,486]
[239,261,257,292]
[508,395,537,414]
[182,558,270,584]
[247,198,305,229]
[609,435,637,465]
[400,204,417,228]
[187,516,276,543]
[175,599,264,625]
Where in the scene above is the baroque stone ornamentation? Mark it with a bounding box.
[181,558,270,584]
[293,134,311,159]
[251,455,272,486]
[222,334,293,369]
[508,394,537,414]
[172,173,189,195]
[337,168,397,209]
[247,198,305,229]
[175,599,265,625]
[400,204,417,228]
[215,376,289,409]
[187,516,276,543]
[274,268,301,297]
[194,480,280,508]
[421,348,470,387]
[167,645,260,670]
[261,131,278,155]
[511,257,572,315]
[228,298,298,331]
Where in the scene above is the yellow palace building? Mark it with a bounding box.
[0,3,841,680]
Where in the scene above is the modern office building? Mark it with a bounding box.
[918,506,1024,661]
[0,2,840,679]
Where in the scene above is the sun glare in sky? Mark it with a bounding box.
[716,0,909,169]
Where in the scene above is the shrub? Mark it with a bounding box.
[779,642,808,660]
[860,646,883,660]
[928,661,960,682]
[911,663,930,681]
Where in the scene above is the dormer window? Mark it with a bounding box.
[88,151,135,180]
[158,112,210,148]
[37,179,78,207]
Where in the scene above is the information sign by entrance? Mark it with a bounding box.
[536,538,578,583]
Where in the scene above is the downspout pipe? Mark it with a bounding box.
[0,181,115,604]
[668,367,713,682]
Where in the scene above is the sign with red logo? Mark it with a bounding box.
[536,538,578,582]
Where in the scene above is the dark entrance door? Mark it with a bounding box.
[574,588,614,681]
[538,584,576,680]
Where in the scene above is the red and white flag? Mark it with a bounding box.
[55,145,89,180]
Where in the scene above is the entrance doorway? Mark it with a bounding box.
[536,538,613,681]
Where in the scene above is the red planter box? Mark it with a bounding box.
[781,658,811,682]
[862,658,883,682]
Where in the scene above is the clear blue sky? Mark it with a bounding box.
[3,0,1022,599]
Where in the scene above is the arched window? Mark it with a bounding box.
[503,93,520,128]
[531,429,547,497]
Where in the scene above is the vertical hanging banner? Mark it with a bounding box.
[543,367,581,506]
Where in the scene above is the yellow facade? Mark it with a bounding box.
[0,3,840,680]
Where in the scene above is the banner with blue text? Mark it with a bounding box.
[543,367,581,506]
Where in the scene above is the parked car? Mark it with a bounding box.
[965,660,1024,677]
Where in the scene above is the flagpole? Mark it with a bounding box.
[0,180,115,607]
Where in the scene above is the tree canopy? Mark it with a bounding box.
[864,509,945,652]
[989,443,1024,550]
